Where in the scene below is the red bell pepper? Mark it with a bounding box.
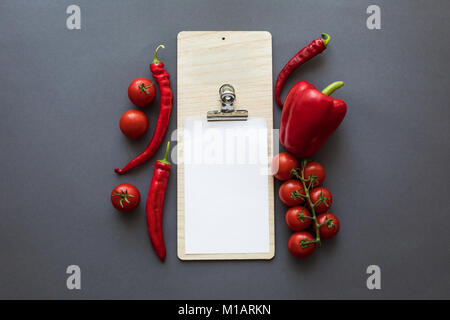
[280,81,347,158]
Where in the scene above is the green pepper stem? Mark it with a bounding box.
[321,81,344,96]
[158,141,171,165]
[321,33,331,47]
[153,44,165,64]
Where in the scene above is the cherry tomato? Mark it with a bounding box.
[279,179,305,206]
[128,77,156,107]
[119,109,149,139]
[285,206,312,231]
[317,212,340,239]
[271,152,299,181]
[302,161,325,188]
[288,231,316,258]
[110,183,140,212]
[309,187,333,213]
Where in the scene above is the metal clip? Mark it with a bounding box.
[207,84,248,121]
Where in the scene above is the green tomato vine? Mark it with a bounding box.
[289,159,334,248]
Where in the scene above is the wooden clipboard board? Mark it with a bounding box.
[177,31,274,260]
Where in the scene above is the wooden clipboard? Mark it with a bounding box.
[177,31,274,260]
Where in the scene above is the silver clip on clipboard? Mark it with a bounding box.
[207,84,248,121]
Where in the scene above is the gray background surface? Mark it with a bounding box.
[0,0,449,299]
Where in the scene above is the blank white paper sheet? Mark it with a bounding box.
[183,118,270,254]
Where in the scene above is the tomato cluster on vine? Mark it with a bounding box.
[271,153,340,258]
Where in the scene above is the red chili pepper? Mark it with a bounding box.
[146,141,171,261]
[115,45,173,174]
[275,33,330,108]
[280,81,347,158]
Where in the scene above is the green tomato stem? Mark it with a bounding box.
[112,189,135,208]
[138,82,153,95]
